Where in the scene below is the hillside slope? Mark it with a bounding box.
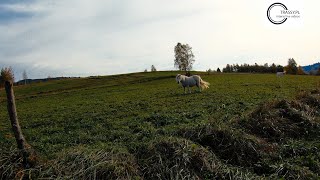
[0,71,320,179]
[302,62,320,74]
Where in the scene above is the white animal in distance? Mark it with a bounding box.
[176,74,210,93]
[276,71,286,77]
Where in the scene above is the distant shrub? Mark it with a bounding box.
[297,66,306,75]
[151,65,157,72]
[206,68,214,75]
[285,58,298,75]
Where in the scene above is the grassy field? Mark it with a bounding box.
[0,71,320,179]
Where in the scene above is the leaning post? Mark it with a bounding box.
[1,67,35,168]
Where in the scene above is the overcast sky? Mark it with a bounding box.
[0,0,319,80]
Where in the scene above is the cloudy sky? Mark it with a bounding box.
[0,0,319,80]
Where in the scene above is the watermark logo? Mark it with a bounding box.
[267,2,300,25]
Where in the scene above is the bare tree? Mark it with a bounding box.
[174,43,195,75]
[1,67,35,168]
[151,65,157,72]
[22,70,28,85]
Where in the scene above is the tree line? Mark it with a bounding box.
[172,43,318,76]
[222,63,284,73]
[222,58,311,75]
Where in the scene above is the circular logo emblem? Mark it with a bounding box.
[267,3,288,25]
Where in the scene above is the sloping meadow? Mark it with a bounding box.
[2,92,319,179]
[1,72,320,179]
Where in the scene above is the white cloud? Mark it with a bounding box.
[0,2,50,13]
[0,0,319,80]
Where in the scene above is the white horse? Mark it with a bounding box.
[176,74,210,93]
[276,71,286,77]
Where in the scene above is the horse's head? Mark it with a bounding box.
[176,74,182,84]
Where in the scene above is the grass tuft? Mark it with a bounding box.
[0,67,14,83]
[238,90,320,142]
[138,137,259,179]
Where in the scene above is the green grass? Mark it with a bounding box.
[0,71,320,179]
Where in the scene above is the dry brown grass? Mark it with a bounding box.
[238,89,320,142]
[1,146,140,179]
[138,137,259,179]
[0,67,14,83]
[175,124,277,175]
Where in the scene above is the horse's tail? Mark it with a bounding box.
[200,79,210,89]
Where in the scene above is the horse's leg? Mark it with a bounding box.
[184,87,186,94]
[188,86,191,93]
[198,81,201,92]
